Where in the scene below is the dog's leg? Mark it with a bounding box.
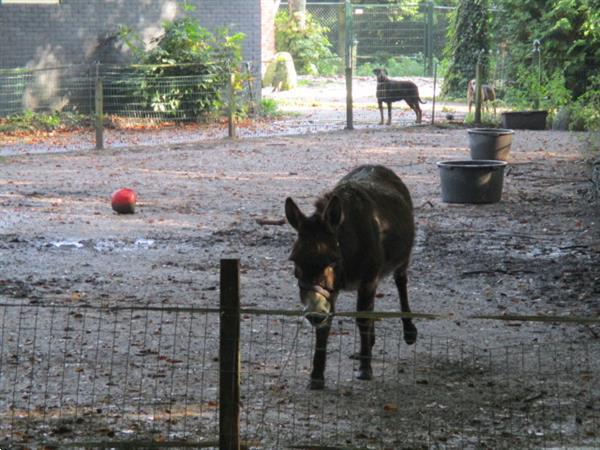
[378,100,384,125]
[386,102,392,125]
[408,102,422,124]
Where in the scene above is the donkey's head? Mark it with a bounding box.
[285,196,343,328]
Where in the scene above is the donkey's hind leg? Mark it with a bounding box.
[394,268,417,345]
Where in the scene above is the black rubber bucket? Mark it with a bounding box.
[468,128,514,161]
[501,111,548,130]
[437,160,508,204]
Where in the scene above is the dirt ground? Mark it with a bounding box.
[0,77,599,447]
[1,126,598,329]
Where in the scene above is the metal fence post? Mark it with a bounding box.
[344,0,353,130]
[425,1,435,76]
[219,258,240,450]
[94,63,104,150]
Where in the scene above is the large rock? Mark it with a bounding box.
[552,107,571,131]
[263,52,297,92]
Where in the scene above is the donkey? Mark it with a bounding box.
[285,165,416,390]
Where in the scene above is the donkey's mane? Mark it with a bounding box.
[314,192,333,215]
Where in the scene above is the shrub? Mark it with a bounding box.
[568,74,600,132]
[0,111,87,133]
[259,98,281,118]
[463,111,501,127]
[504,70,571,118]
[275,10,341,76]
[120,15,245,120]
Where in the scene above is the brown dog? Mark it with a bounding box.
[373,68,425,124]
[467,79,496,115]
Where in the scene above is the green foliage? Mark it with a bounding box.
[275,10,341,76]
[259,98,281,118]
[119,15,245,120]
[441,0,490,97]
[0,111,87,133]
[492,0,599,101]
[568,74,600,132]
[463,111,501,127]
[505,70,571,114]
[356,54,430,77]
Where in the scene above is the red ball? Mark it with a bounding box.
[111,188,137,214]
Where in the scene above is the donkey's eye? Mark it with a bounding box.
[294,266,303,279]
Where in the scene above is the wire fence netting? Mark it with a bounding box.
[1,303,598,449]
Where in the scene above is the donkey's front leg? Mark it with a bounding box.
[394,269,417,345]
[310,320,331,390]
[355,282,376,381]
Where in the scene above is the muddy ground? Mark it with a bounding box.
[1,126,598,328]
[0,76,599,447]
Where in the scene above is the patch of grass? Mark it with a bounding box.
[463,111,501,127]
[296,79,312,87]
[0,111,89,133]
[259,98,281,118]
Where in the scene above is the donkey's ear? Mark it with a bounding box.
[285,197,305,231]
[324,195,343,229]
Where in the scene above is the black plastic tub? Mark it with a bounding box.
[468,128,514,161]
[437,160,508,204]
[501,111,548,130]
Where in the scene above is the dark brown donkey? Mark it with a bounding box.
[285,165,416,390]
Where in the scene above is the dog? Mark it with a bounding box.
[467,79,496,115]
[373,68,425,125]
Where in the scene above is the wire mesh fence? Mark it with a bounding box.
[0,303,222,447]
[0,65,95,117]
[0,62,255,125]
[1,300,598,449]
[352,4,428,71]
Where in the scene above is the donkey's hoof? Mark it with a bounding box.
[404,325,418,345]
[309,378,325,390]
[355,368,372,381]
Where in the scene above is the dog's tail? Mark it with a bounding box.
[419,98,427,104]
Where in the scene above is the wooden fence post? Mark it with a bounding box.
[219,258,240,450]
[94,66,104,150]
[345,67,353,130]
[227,73,237,138]
[431,61,437,125]
[474,58,482,125]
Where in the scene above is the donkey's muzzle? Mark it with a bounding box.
[300,289,331,328]
[305,312,330,328]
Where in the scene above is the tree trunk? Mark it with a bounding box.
[288,0,307,30]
